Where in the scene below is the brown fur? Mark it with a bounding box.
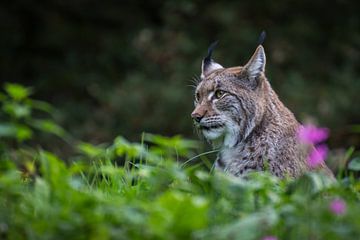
[191,45,334,178]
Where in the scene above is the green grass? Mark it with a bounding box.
[1,83,360,240]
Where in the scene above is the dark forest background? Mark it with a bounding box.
[1,0,359,153]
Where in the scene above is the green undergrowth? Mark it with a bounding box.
[1,144,360,240]
[1,83,360,240]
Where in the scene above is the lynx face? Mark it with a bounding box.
[192,45,267,147]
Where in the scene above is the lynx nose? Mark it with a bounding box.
[191,112,203,123]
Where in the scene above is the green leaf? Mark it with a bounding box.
[98,165,125,176]
[149,191,208,238]
[30,119,66,137]
[2,102,31,119]
[77,142,106,158]
[0,123,32,141]
[196,208,278,240]
[15,124,33,141]
[112,136,147,159]
[144,133,199,158]
[0,123,17,137]
[288,172,335,195]
[39,151,68,186]
[4,83,32,101]
[348,157,360,171]
[26,99,54,114]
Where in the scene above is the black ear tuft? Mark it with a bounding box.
[203,40,219,64]
[201,41,223,78]
[257,31,266,45]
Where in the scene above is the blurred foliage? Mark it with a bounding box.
[0,83,360,240]
[0,0,359,150]
[1,123,360,239]
[0,83,67,143]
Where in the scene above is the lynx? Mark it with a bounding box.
[191,37,334,178]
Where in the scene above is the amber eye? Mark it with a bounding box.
[214,90,225,99]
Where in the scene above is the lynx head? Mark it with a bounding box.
[191,42,269,147]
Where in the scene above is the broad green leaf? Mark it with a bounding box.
[39,151,68,185]
[30,119,66,137]
[288,172,335,195]
[26,99,54,114]
[0,123,32,141]
[112,136,147,159]
[77,142,106,158]
[195,208,278,240]
[0,123,17,137]
[68,162,88,174]
[4,83,32,101]
[149,191,208,238]
[145,133,199,158]
[15,124,33,141]
[3,102,31,119]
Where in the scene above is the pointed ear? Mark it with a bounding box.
[201,41,223,78]
[201,59,223,78]
[244,45,266,80]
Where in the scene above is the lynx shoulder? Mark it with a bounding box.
[191,39,333,178]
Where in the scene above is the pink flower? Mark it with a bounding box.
[307,144,328,168]
[263,236,277,240]
[298,125,329,144]
[329,198,346,215]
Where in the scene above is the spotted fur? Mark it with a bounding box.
[191,44,334,178]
